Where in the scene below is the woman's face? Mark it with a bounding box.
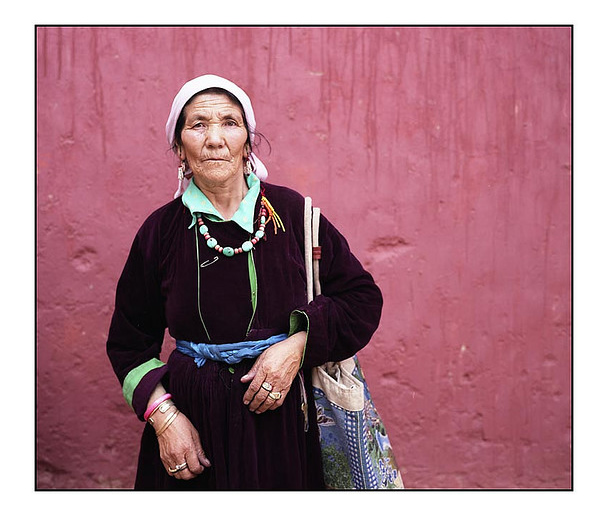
[178,92,249,188]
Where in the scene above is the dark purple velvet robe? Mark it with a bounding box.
[106,182,383,490]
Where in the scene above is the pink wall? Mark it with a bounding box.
[36,26,571,489]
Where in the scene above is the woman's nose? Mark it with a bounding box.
[205,124,224,146]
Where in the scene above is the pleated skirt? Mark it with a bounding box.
[134,349,325,490]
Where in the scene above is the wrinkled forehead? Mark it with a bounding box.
[183,88,245,116]
[182,90,246,121]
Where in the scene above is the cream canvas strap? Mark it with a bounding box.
[304,197,364,412]
[304,196,322,300]
[304,197,315,303]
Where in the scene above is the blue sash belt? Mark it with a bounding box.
[175,333,288,368]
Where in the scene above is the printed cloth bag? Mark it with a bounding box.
[304,197,404,490]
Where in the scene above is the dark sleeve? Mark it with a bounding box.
[106,220,169,420]
[294,213,383,368]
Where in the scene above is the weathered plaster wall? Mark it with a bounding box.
[36,26,571,489]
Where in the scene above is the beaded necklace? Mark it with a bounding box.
[196,195,285,257]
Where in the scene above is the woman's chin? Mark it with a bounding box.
[192,165,243,186]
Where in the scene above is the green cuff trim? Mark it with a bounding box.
[289,310,309,368]
[122,358,166,410]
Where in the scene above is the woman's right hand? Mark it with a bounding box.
[154,411,211,480]
[146,384,210,480]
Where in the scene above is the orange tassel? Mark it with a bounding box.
[261,196,286,234]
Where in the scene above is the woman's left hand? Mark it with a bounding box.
[240,331,306,413]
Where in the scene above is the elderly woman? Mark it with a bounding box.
[106,75,383,490]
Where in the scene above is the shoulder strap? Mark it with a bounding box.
[312,206,322,298]
[304,197,314,303]
[304,197,322,303]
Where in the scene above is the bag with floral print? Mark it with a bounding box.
[304,198,403,490]
[312,355,404,489]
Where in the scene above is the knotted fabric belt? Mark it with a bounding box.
[175,333,288,368]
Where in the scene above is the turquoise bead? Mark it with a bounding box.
[207,238,217,248]
[199,224,208,234]
[223,247,234,257]
[242,241,253,252]
[260,216,266,224]
[255,230,264,239]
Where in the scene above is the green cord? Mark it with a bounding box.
[194,223,212,341]
[246,249,258,336]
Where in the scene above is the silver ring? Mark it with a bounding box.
[268,391,282,400]
[261,381,273,392]
[168,462,188,473]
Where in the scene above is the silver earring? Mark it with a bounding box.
[244,157,253,175]
[178,162,185,180]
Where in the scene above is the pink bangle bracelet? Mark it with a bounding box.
[144,393,172,421]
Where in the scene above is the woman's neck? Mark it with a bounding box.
[192,173,249,220]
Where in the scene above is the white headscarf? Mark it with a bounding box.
[165,74,268,198]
